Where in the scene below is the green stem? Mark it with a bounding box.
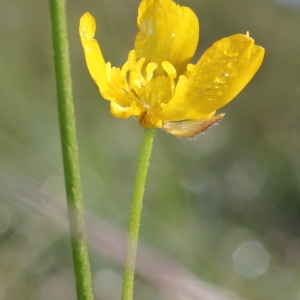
[122,128,155,300]
[49,1,93,299]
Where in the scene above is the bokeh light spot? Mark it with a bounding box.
[233,241,269,278]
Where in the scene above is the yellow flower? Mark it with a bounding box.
[79,0,264,137]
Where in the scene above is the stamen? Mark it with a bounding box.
[146,62,158,82]
[128,50,136,62]
[174,74,187,93]
[162,61,177,79]
[129,58,146,91]
[121,60,134,77]
[186,63,195,77]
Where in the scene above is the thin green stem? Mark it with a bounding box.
[49,1,93,299]
[122,128,155,300]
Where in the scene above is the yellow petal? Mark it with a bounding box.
[162,34,265,121]
[79,13,109,92]
[110,101,141,119]
[135,0,199,76]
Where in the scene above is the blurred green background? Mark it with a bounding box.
[1,0,300,299]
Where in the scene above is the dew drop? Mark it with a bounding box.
[205,81,214,89]
[227,60,236,69]
[215,73,229,84]
[216,90,223,97]
[207,49,215,56]
[224,48,239,57]
[230,70,238,78]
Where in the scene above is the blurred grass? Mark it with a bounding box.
[1,0,300,299]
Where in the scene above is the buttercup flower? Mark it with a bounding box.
[79,0,264,137]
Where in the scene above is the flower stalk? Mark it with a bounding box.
[122,128,155,300]
[49,0,94,299]
[77,0,264,298]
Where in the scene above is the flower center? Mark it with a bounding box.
[123,50,178,127]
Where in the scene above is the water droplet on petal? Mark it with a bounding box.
[215,73,229,84]
[228,58,237,69]
[224,48,239,57]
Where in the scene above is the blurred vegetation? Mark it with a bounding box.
[1,0,300,299]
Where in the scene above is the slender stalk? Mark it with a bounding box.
[49,1,93,299]
[122,128,155,300]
